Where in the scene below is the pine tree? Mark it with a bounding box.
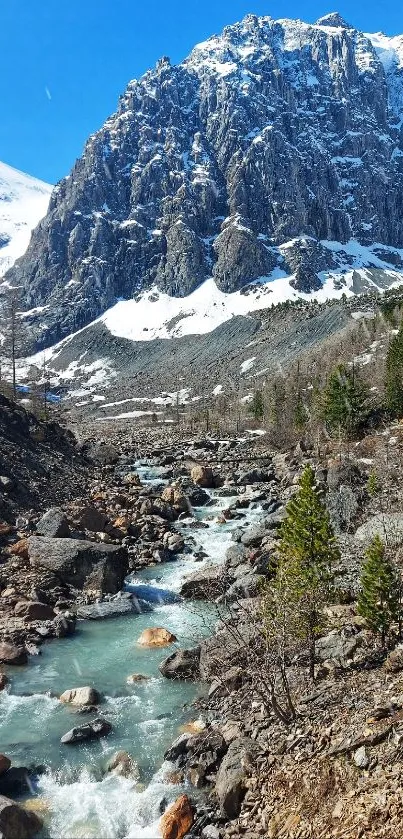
[385,323,403,417]
[249,389,264,421]
[294,394,309,433]
[367,470,379,498]
[321,363,369,436]
[277,465,339,679]
[357,535,398,646]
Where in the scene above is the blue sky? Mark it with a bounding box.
[1,0,402,184]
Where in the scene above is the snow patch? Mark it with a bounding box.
[0,161,52,277]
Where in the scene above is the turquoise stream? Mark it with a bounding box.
[0,464,261,838]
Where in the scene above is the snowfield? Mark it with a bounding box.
[0,161,52,278]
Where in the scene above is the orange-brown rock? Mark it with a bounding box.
[137,628,177,648]
[160,794,193,839]
[190,465,214,488]
[113,516,130,529]
[8,539,29,560]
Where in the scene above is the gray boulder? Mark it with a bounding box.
[224,572,265,601]
[240,523,267,548]
[316,628,362,665]
[164,733,193,762]
[355,514,403,546]
[61,717,112,744]
[36,507,70,538]
[76,599,138,619]
[215,738,259,818]
[180,566,225,599]
[28,536,128,593]
[159,647,201,680]
[237,468,274,485]
[225,543,248,571]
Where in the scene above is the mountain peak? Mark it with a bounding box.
[316,12,352,28]
[4,12,403,350]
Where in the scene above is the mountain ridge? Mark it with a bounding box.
[3,12,403,349]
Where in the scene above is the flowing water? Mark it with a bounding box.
[0,463,262,838]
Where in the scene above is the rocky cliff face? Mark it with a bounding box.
[5,12,403,346]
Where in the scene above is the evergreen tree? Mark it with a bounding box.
[385,323,403,417]
[294,394,309,433]
[277,465,339,679]
[357,535,398,646]
[249,389,264,421]
[321,364,368,436]
[366,470,379,499]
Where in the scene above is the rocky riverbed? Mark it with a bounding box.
[0,432,280,837]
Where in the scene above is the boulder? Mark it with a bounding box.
[355,514,403,546]
[224,573,265,601]
[61,717,112,744]
[215,738,258,818]
[237,468,273,485]
[159,647,201,680]
[190,465,214,488]
[225,543,247,571]
[199,621,257,681]
[76,600,135,619]
[53,612,76,637]
[137,627,177,647]
[180,566,225,599]
[160,794,194,839]
[125,583,180,605]
[316,629,361,665]
[106,751,139,780]
[187,487,210,507]
[14,601,56,621]
[28,536,128,594]
[126,673,149,683]
[79,506,108,532]
[385,647,403,673]
[163,532,185,554]
[59,686,100,706]
[36,507,70,538]
[164,733,193,763]
[0,674,8,691]
[0,756,11,776]
[0,643,27,666]
[0,768,31,797]
[123,471,141,486]
[0,795,42,839]
[185,730,227,786]
[240,523,267,548]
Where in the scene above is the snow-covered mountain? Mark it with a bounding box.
[4,12,403,351]
[0,161,52,278]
